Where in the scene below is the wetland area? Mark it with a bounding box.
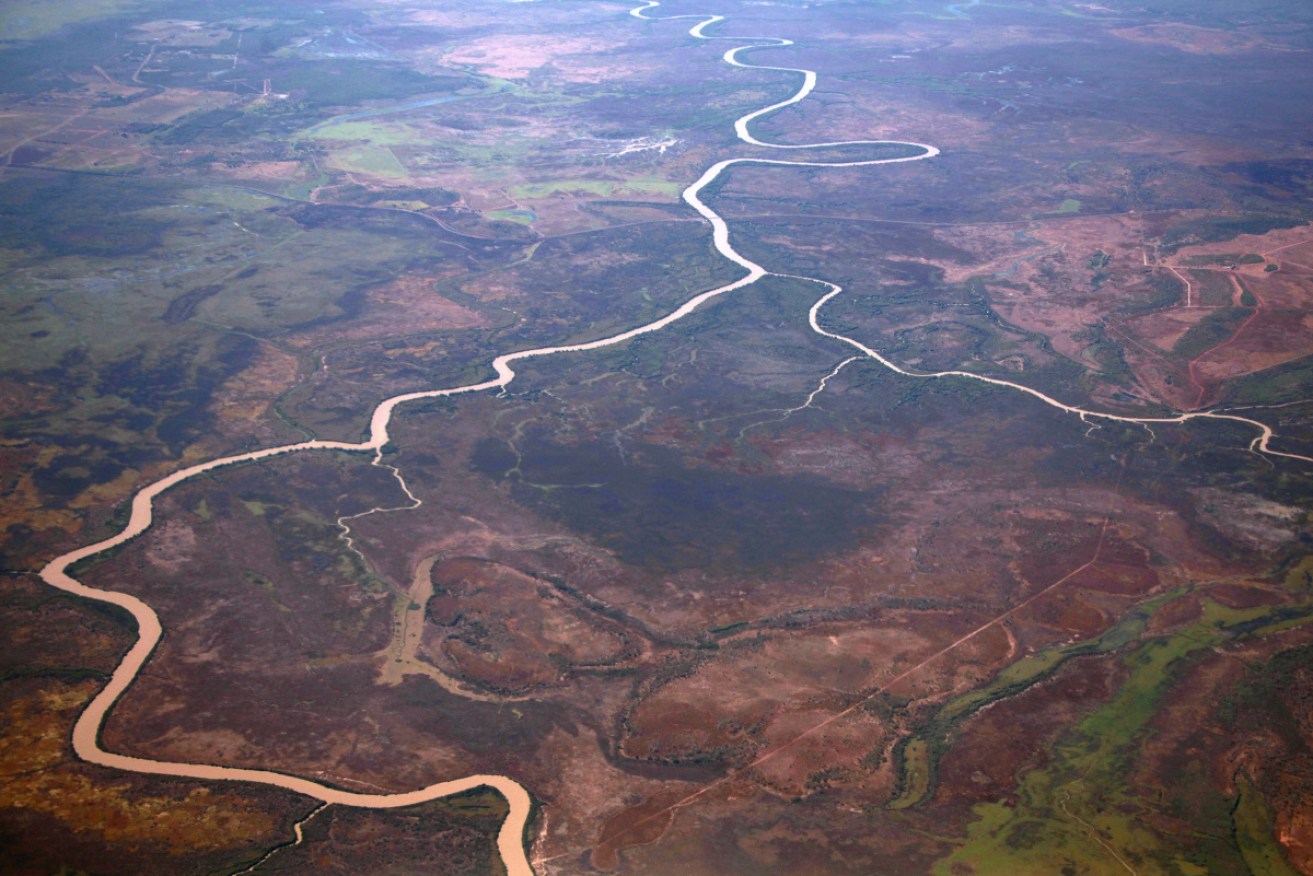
[4,0,1313,874]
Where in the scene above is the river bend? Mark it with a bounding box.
[37,3,1310,875]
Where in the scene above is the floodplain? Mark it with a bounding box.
[3,0,1313,874]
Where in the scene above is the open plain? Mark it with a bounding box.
[3,0,1313,874]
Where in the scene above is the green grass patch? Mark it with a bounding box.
[1182,253,1264,266]
[0,0,139,40]
[890,592,1169,810]
[507,178,680,200]
[1282,555,1313,591]
[936,597,1313,875]
[1181,253,1240,266]
[283,175,326,201]
[486,209,536,225]
[888,738,931,809]
[304,120,421,145]
[1058,198,1081,214]
[331,144,408,179]
[1191,269,1237,306]
[1234,780,1301,876]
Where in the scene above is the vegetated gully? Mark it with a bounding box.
[35,2,1312,875]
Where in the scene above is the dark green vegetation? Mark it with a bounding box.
[0,171,516,544]
[240,792,511,876]
[889,590,1176,811]
[1162,215,1304,253]
[936,599,1313,876]
[1173,306,1254,358]
[1225,356,1313,405]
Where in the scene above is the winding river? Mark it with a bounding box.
[36,2,1312,875]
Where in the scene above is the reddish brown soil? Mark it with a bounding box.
[424,557,631,693]
[937,654,1127,806]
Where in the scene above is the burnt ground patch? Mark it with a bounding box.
[162,285,223,325]
[472,435,883,575]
